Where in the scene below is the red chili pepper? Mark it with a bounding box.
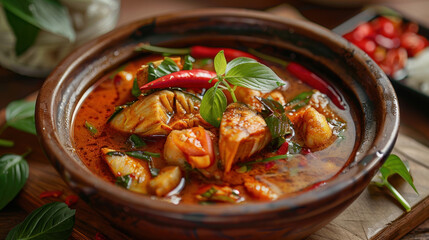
[95,232,108,240]
[140,70,218,90]
[276,141,289,155]
[301,147,311,155]
[39,190,63,199]
[65,195,79,207]
[190,46,258,61]
[265,161,275,170]
[286,63,345,110]
[136,44,258,62]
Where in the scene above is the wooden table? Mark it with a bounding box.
[1,0,428,239]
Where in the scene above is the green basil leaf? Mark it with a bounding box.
[225,57,257,73]
[2,0,75,41]
[84,121,98,135]
[4,8,40,56]
[153,57,181,79]
[257,97,291,139]
[380,154,418,194]
[200,86,227,128]
[128,134,146,149]
[6,202,75,240]
[214,50,227,75]
[183,55,195,70]
[5,100,36,135]
[116,175,132,189]
[225,62,285,91]
[147,63,157,83]
[0,139,14,147]
[0,154,29,210]
[131,77,141,97]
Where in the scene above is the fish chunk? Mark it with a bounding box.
[101,148,151,194]
[110,90,209,136]
[149,166,182,197]
[219,103,271,172]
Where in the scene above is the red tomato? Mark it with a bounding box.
[372,16,401,39]
[401,32,428,57]
[374,35,400,49]
[381,48,407,76]
[352,39,376,56]
[346,22,374,41]
[403,22,419,34]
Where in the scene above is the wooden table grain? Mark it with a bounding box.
[1,0,429,239]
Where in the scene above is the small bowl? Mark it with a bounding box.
[36,9,399,240]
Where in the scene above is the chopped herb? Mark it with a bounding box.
[199,58,212,66]
[201,187,217,198]
[148,57,181,81]
[128,134,146,149]
[106,151,125,157]
[84,121,98,135]
[235,165,251,173]
[107,101,136,122]
[131,77,141,97]
[0,139,14,147]
[115,175,132,189]
[211,195,236,203]
[372,154,418,212]
[286,91,313,110]
[147,63,157,82]
[257,97,292,139]
[288,142,302,154]
[125,151,151,161]
[199,201,216,205]
[183,55,195,70]
[149,167,160,177]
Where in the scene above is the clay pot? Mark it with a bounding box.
[36,9,399,240]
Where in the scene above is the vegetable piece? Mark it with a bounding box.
[39,190,63,199]
[101,148,151,194]
[110,90,208,136]
[196,185,242,203]
[373,154,418,212]
[219,103,271,172]
[139,70,218,90]
[164,127,215,169]
[0,153,29,210]
[6,202,75,240]
[244,177,278,200]
[64,195,79,207]
[136,44,258,61]
[84,121,98,135]
[148,166,182,197]
[5,100,37,135]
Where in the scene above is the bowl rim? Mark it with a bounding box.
[36,8,399,222]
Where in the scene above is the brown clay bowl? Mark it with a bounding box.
[36,8,399,240]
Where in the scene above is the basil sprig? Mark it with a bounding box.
[2,0,75,56]
[372,154,418,212]
[6,202,75,240]
[0,153,29,210]
[200,51,285,127]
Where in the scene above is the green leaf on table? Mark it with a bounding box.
[2,0,75,41]
[373,154,418,212]
[183,55,195,70]
[6,202,75,240]
[214,50,227,75]
[200,85,227,128]
[4,8,40,56]
[5,100,36,135]
[0,154,29,210]
[380,154,418,194]
[225,62,285,92]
